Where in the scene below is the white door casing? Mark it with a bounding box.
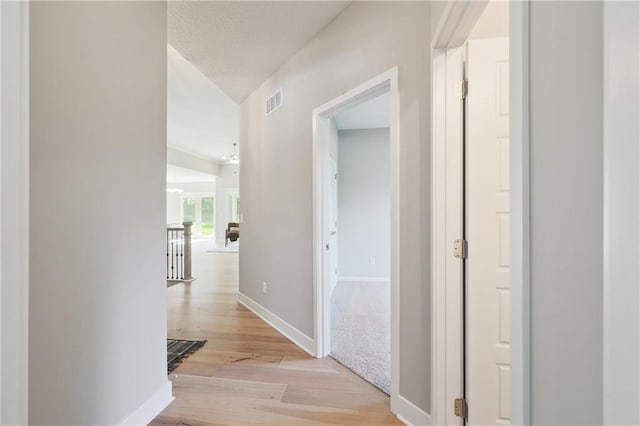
[321,124,339,352]
[313,67,405,421]
[314,115,333,355]
[466,37,510,425]
[432,2,529,424]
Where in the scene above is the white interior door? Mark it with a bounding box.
[466,37,510,426]
[319,117,340,356]
[328,152,339,293]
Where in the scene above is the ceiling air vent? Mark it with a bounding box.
[265,88,283,116]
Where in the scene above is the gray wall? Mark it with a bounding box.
[603,2,639,424]
[1,2,29,424]
[337,128,390,279]
[529,2,603,424]
[29,2,169,424]
[240,2,431,412]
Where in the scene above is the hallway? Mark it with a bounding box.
[152,251,400,425]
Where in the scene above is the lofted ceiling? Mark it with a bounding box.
[168,44,239,162]
[168,1,352,103]
[167,164,216,184]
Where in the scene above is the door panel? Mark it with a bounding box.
[320,118,340,355]
[329,152,338,293]
[466,37,510,426]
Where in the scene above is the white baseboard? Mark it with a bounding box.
[392,394,431,426]
[119,381,173,426]
[237,292,316,356]
[338,276,391,283]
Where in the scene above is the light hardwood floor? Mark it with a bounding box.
[152,251,401,426]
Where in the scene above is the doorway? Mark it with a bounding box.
[328,94,391,393]
[431,1,523,424]
[313,68,400,400]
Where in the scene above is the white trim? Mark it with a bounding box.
[237,292,315,356]
[119,381,173,426]
[510,1,531,424]
[1,4,4,419]
[167,144,219,164]
[337,276,390,283]
[393,394,431,426]
[181,192,215,197]
[312,67,401,415]
[431,45,466,426]
[432,0,489,50]
[166,146,221,176]
[431,46,447,426]
[0,2,29,424]
[431,1,530,425]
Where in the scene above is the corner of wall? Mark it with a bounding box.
[119,382,173,426]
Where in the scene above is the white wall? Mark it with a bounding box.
[168,44,239,161]
[167,146,220,176]
[529,2,603,423]
[603,2,640,424]
[240,2,431,412]
[337,128,390,279]
[166,192,183,225]
[30,2,170,424]
[168,181,215,193]
[215,163,239,242]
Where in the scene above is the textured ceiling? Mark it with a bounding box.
[168,1,352,103]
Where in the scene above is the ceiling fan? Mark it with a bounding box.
[221,142,239,164]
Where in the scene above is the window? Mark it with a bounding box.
[183,197,197,224]
[201,196,214,236]
[181,193,215,237]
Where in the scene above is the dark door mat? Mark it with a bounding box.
[167,339,207,373]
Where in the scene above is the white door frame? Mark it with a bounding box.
[0,1,30,424]
[431,1,530,425]
[312,67,399,393]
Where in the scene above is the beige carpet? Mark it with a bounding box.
[330,280,391,394]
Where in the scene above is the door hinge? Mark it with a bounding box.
[454,398,468,419]
[453,239,468,259]
[457,80,468,100]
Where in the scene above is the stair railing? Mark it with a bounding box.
[166,221,194,285]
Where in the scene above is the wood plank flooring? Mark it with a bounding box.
[152,251,401,426]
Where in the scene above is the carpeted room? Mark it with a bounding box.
[327,94,392,394]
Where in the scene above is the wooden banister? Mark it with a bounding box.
[182,221,193,281]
